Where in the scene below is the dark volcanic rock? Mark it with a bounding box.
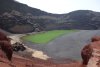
[0,0,100,33]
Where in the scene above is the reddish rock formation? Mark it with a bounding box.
[0,31,10,42]
[0,31,13,61]
[0,41,13,61]
[81,44,93,66]
[81,36,100,66]
[91,36,100,42]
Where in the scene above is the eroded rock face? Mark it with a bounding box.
[91,36,100,42]
[81,44,93,65]
[0,31,13,61]
[0,31,10,42]
[81,36,100,67]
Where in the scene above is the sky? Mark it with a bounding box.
[15,0,100,14]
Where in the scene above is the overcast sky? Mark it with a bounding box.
[15,0,100,14]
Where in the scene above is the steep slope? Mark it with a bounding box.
[63,10,100,29]
[0,0,100,33]
[0,0,50,16]
[0,0,60,33]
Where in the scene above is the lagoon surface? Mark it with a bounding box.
[23,30,100,61]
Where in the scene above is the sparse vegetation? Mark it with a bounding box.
[22,30,77,44]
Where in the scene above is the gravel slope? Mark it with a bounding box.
[24,30,100,61]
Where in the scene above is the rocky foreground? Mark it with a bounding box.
[0,49,82,67]
[1,30,100,67]
[0,31,82,67]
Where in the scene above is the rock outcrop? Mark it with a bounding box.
[0,31,13,61]
[81,36,100,67]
